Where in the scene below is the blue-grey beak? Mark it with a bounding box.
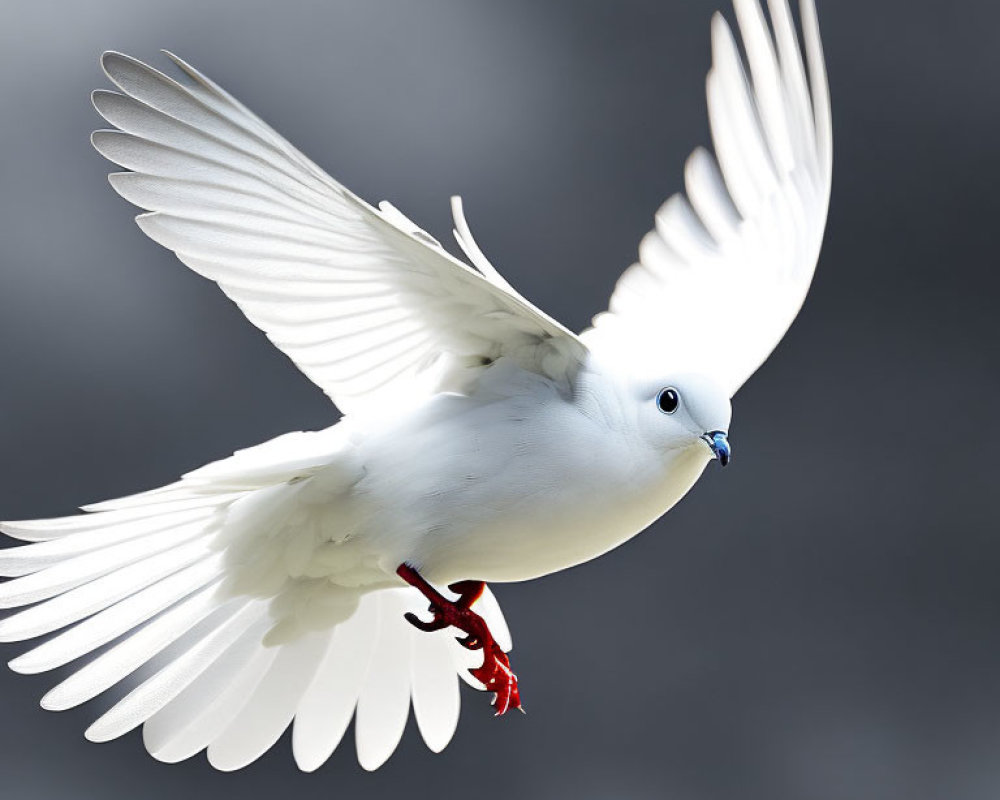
[702,430,731,467]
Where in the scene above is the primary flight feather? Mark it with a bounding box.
[1,0,831,772]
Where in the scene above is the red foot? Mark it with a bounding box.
[397,564,522,715]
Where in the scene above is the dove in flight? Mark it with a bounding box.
[0,0,830,772]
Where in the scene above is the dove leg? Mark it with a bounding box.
[396,563,521,715]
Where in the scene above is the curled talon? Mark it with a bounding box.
[448,579,485,608]
[398,563,522,715]
[467,640,521,714]
[403,610,448,633]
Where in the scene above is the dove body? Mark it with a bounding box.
[313,357,731,586]
[0,0,830,769]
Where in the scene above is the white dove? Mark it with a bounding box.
[0,0,831,773]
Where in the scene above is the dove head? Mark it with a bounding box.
[588,366,733,467]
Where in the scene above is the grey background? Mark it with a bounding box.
[0,1,998,798]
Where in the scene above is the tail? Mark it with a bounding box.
[0,431,512,772]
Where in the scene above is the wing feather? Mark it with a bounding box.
[93,52,586,415]
[39,584,230,711]
[85,600,267,743]
[583,0,831,395]
[0,540,211,643]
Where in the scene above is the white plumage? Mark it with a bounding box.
[1,0,831,772]
[583,0,831,394]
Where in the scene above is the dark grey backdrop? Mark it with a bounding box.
[1,1,998,799]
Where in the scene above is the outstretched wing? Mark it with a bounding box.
[92,52,586,416]
[582,0,832,396]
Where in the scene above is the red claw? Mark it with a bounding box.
[397,564,522,715]
[471,644,521,715]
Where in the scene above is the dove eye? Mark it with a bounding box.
[656,388,680,414]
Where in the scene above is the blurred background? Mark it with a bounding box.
[1,1,998,798]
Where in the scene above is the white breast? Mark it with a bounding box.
[348,364,712,584]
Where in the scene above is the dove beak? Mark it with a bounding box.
[702,431,731,467]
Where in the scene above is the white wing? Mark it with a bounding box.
[92,52,586,416]
[582,0,832,396]
[0,434,516,771]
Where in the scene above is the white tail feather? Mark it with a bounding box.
[207,631,330,771]
[1,431,514,772]
[291,590,380,771]
[354,592,415,771]
[409,623,461,753]
[145,622,278,763]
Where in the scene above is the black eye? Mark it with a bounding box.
[657,387,679,414]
